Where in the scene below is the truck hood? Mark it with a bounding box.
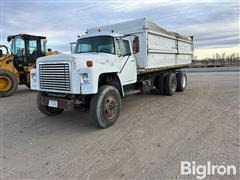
[72,53,115,66]
[37,54,76,63]
[37,53,116,68]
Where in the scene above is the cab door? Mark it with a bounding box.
[115,38,137,85]
[26,39,39,64]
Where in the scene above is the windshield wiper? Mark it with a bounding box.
[77,50,99,54]
[77,50,114,55]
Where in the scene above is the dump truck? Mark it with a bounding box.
[31,18,193,128]
[0,34,57,97]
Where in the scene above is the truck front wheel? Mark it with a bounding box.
[90,85,121,128]
[37,92,64,116]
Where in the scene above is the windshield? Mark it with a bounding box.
[75,36,115,54]
[11,37,25,56]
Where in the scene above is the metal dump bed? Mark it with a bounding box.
[87,18,193,71]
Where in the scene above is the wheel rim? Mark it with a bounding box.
[0,75,12,92]
[182,75,186,88]
[104,95,117,120]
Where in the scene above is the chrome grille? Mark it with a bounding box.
[39,63,70,91]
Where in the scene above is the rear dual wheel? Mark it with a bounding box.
[0,69,18,97]
[155,71,187,96]
[164,72,177,96]
[176,72,187,92]
[155,75,166,95]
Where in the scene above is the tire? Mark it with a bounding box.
[90,85,121,128]
[37,92,64,116]
[155,75,166,95]
[176,72,187,92]
[0,69,18,97]
[26,83,31,89]
[164,72,177,96]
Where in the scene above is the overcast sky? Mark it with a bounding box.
[1,0,239,58]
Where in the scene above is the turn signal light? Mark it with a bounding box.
[86,60,93,67]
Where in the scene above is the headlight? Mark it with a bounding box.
[31,73,36,81]
[80,73,89,83]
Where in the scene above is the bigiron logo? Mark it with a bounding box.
[181,161,237,179]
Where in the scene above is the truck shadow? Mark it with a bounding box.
[33,111,97,136]
[32,92,166,134]
[15,86,34,96]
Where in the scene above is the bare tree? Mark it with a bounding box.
[216,53,220,60]
[229,53,236,60]
[221,52,226,60]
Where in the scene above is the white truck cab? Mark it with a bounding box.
[31,18,193,128]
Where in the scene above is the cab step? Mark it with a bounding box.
[124,90,141,96]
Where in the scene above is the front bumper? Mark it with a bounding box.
[40,95,75,110]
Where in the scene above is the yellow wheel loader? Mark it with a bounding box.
[0,34,57,97]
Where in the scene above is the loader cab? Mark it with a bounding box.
[7,34,47,70]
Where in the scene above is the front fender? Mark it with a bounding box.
[79,66,123,95]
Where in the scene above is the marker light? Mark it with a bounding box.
[86,60,93,67]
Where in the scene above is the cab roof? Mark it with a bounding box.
[77,32,123,40]
[7,34,46,42]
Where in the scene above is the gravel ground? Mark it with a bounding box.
[1,72,239,180]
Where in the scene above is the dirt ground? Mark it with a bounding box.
[1,72,239,180]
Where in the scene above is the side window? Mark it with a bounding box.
[28,40,37,55]
[11,38,25,56]
[116,39,131,56]
[40,39,46,55]
[123,40,131,55]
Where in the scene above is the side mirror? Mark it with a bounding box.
[133,36,139,54]
[70,42,76,54]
